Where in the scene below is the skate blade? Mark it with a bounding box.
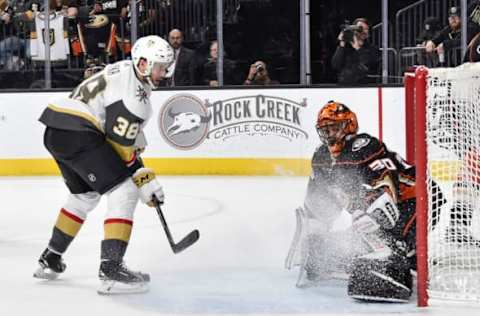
[33,266,59,280]
[97,280,149,295]
[350,294,409,303]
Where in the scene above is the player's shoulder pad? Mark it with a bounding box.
[105,60,130,78]
[338,133,384,164]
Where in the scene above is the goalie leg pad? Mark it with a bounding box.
[285,207,308,270]
[347,254,412,302]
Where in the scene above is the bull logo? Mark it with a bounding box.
[158,94,210,150]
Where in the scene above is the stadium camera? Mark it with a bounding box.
[340,21,363,43]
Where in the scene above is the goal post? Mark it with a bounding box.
[412,66,429,307]
[407,64,480,306]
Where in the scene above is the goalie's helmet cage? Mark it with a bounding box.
[407,64,480,307]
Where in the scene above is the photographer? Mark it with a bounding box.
[331,18,379,84]
[244,60,279,85]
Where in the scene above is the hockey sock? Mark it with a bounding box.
[101,218,133,261]
[48,208,85,253]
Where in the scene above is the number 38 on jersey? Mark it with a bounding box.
[113,116,140,140]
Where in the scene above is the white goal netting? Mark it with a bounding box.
[425,63,480,302]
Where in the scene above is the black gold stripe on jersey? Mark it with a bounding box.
[103,100,145,163]
[104,100,145,146]
[39,104,103,133]
[107,138,137,163]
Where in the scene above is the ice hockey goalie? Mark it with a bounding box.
[286,101,426,302]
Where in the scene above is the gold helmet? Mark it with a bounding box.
[316,101,358,156]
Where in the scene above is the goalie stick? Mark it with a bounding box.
[153,197,200,254]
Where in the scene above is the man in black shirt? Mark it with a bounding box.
[168,28,195,86]
[331,18,379,84]
[425,6,462,67]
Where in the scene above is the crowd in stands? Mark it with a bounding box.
[0,0,296,87]
[1,1,480,88]
[416,6,463,68]
[326,3,480,84]
[416,2,480,68]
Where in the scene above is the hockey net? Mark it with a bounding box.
[406,64,480,306]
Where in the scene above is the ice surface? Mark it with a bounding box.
[0,176,479,315]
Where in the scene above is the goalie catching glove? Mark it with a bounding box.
[132,168,164,206]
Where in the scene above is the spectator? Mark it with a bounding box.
[425,7,462,67]
[200,40,237,86]
[417,17,442,45]
[415,17,442,67]
[0,0,28,70]
[50,0,68,14]
[243,60,279,85]
[455,1,480,63]
[168,28,195,86]
[331,17,379,84]
[23,0,77,16]
[115,0,154,47]
[83,60,105,79]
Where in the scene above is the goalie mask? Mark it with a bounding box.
[316,101,358,157]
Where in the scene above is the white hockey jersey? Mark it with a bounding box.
[39,60,152,163]
[30,12,70,61]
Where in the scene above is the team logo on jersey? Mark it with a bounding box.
[41,28,55,46]
[158,94,210,150]
[352,138,370,151]
[87,173,97,182]
[85,14,109,28]
[136,85,148,103]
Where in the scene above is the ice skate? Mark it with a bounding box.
[97,260,150,295]
[33,248,66,280]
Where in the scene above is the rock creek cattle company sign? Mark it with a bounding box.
[158,93,308,150]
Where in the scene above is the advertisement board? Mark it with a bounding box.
[0,87,405,175]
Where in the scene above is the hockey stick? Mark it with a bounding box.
[153,197,200,254]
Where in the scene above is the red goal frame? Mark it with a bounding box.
[404,66,429,307]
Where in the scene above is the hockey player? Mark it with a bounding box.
[33,35,174,294]
[286,101,419,302]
